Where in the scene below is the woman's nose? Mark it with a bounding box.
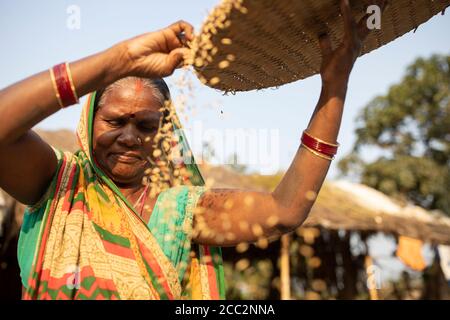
[116,125,140,148]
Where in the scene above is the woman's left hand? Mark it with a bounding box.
[319,0,385,87]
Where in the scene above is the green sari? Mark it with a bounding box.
[17,92,225,299]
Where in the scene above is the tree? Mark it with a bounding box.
[338,54,450,215]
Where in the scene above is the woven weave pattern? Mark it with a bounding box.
[193,0,450,92]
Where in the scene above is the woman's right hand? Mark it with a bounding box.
[116,20,195,78]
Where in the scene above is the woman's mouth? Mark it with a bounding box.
[110,152,143,163]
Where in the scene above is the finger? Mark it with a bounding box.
[177,32,190,49]
[162,21,195,51]
[356,12,371,41]
[340,0,355,37]
[168,20,195,41]
[318,33,333,59]
[339,0,354,30]
[377,0,388,12]
[166,47,191,71]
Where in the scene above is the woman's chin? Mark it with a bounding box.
[108,167,144,185]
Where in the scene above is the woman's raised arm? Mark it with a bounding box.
[193,0,379,246]
[0,21,194,204]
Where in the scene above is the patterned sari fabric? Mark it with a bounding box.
[17,92,225,300]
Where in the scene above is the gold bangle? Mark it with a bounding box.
[301,143,334,161]
[49,68,64,108]
[65,62,79,102]
[303,130,340,147]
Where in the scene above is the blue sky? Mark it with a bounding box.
[1,0,449,178]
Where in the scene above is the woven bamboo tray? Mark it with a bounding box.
[192,0,450,92]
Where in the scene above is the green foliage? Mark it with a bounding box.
[339,54,450,214]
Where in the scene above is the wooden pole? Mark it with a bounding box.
[280,234,291,300]
[365,255,379,300]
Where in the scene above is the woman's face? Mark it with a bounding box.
[92,83,163,187]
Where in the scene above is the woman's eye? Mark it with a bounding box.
[140,123,159,132]
[106,119,123,127]
[142,126,158,132]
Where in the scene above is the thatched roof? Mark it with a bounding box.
[307,181,450,245]
[200,162,450,245]
[21,129,450,245]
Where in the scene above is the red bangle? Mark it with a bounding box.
[49,62,79,108]
[301,131,339,157]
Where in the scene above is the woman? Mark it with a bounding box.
[0,0,370,299]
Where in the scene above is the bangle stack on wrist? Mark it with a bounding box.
[49,62,79,108]
[300,130,339,161]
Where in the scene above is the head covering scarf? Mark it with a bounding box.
[17,90,225,300]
